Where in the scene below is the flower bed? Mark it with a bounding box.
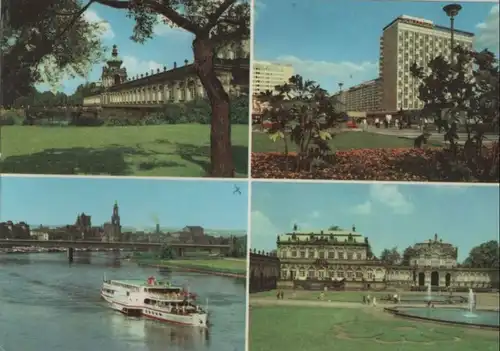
[251,146,499,182]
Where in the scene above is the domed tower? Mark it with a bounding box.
[101,45,127,88]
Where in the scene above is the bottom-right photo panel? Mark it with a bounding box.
[248,181,499,351]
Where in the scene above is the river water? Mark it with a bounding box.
[0,252,246,351]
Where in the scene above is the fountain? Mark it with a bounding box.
[463,288,478,318]
[385,287,499,329]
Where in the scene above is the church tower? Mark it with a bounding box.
[101,45,127,88]
[111,201,121,242]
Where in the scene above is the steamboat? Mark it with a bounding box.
[101,276,208,327]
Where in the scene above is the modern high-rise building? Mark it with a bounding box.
[252,61,294,95]
[379,15,474,112]
[333,78,382,112]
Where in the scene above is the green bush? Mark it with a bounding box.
[0,109,25,125]
[157,96,249,124]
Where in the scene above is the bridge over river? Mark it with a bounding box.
[0,239,231,262]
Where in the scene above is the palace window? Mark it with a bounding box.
[319,251,325,259]
[308,269,315,279]
[356,271,363,279]
[299,269,305,278]
[329,271,336,278]
[291,250,297,258]
[367,272,374,280]
[318,271,325,279]
[328,250,335,259]
[281,270,288,279]
[346,271,354,279]
[347,252,353,260]
[337,271,345,278]
[300,250,306,258]
[352,253,357,260]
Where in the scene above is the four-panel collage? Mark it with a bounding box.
[0,0,498,351]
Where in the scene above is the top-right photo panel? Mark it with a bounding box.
[251,0,499,183]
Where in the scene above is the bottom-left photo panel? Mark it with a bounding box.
[0,175,249,351]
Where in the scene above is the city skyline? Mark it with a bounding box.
[254,0,499,93]
[0,177,249,231]
[251,182,499,262]
[37,3,194,95]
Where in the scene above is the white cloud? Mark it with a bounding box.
[350,201,372,215]
[310,210,320,219]
[250,210,279,250]
[84,10,115,40]
[475,4,499,54]
[369,184,414,215]
[153,15,194,40]
[275,55,379,92]
[122,55,165,78]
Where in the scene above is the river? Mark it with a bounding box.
[0,252,246,351]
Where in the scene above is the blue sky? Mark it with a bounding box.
[0,177,248,231]
[251,182,499,262]
[38,3,194,94]
[254,0,499,93]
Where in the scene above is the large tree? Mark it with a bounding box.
[463,240,499,269]
[379,247,401,266]
[94,0,250,177]
[411,47,499,151]
[1,0,106,106]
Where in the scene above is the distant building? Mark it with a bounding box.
[183,226,204,237]
[276,228,497,290]
[0,221,30,239]
[332,78,381,113]
[252,61,294,95]
[83,42,249,106]
[103,201,122,242]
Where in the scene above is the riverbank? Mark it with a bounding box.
[137,258,247,279]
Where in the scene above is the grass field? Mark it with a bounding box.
[249,305,499,351]
[160,258,247,273]
[0,124,249,177]
[252,130,442,153]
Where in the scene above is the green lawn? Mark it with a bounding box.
[0,124,249,177]
[159,258,247,274]
[252,130,441,153]
[251,290,459,302]
[250,306,499,351]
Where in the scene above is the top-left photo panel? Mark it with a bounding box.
[0,0,251,178]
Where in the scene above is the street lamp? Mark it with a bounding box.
[443,4,462,63]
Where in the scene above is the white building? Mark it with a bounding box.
[252,61,294,95]
[379,15,474,112]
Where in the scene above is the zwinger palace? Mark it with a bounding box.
[277,228,498,290]
[83,42,249,107]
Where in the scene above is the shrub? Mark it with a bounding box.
[251,144,499,182]
[0,108,25,125]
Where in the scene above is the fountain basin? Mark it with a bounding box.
[385,307,500,330]
[398,295,466,304]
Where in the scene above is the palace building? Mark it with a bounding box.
[83,42,250,107]
[277,228,498,291]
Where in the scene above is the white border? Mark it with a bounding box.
[245,0,256,349]
[246,178,500,187]
[0,173,249,182]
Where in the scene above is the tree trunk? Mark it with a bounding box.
[192,37,234,177]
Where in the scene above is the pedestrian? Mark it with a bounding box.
[280,290,284,299]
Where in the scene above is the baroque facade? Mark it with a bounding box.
[83,42,250,107]
[277,229,498,290]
